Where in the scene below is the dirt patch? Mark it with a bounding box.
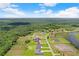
[54,44,78,56]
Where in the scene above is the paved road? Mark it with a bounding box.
[45,34,55,56]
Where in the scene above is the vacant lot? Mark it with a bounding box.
[5,35,37,56]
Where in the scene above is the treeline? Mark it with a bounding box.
[0,25,35,55]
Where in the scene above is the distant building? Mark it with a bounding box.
[33,36,43,55]
[33,37,41,42]
[35,49,43,55]
[36,43,41,49]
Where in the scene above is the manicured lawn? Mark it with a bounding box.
[43,52,52,56]
[41,47,50,50]
[41,44,49,47]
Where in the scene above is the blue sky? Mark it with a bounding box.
[0,3,79,18]
[12,3,79,13]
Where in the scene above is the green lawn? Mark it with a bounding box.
[23,45,37,56]
[43,52,52,56]
[41,47,50,50]
[41,44,48,47]
[23,32,53,56]
[75,33,79,40]
[58,38,70,43]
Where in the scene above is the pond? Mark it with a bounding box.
[67,32,79,48]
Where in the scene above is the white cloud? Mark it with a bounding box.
[34,7,79,18]
[34,9,46,14]
[10,4,18,8]
[0,3,79,18]
[0,3,27,18]
[34,3,56,18]
[39,3,57,7]
[3,14,19,18]
[34,9,53,15]
[45,9,53,15]
[0,3,18,9]
[54,7,79,18]
[0,3,10,9]
[2,8,26,16]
